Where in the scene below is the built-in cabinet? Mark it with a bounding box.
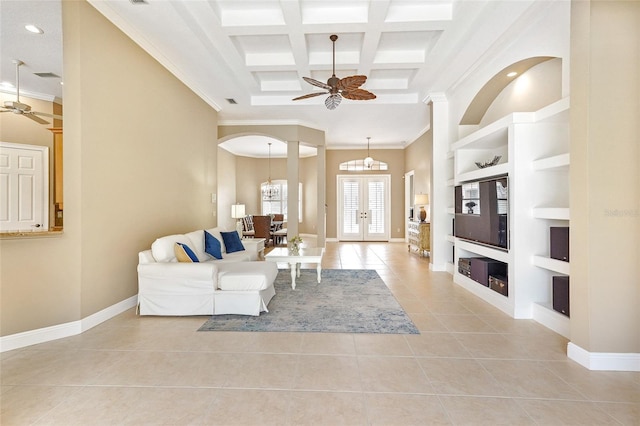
[446,98,570,338]
[407,221,430,256]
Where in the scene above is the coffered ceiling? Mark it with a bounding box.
[1,0,544,154]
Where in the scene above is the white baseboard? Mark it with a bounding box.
[532,303,570,339]
[81,295,138,331]
[0,295,138,353]
[430,262,448,272]
[389,238,405,243]
[567,342,640,371]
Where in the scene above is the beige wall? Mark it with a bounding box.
[217,148,238,231]
[1,0,219,336]
[569,0,639,353]
[326,149,405,239]
[235,156,288,216]
[404,130,432,204]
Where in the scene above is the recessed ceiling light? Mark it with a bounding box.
[507,71,518,78]
[25,24,44,34]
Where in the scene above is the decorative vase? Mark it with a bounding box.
[289,243,299,254]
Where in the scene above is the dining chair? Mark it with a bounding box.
[251,215,272,246]
[271,214,286,246]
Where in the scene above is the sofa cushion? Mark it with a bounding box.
[204,230,223,260]
[221,231,245,254]
[175,242,199,262]
[217,261,278,291]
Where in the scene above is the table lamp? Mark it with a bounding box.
[414,193,429,222]
[231,204,246,236]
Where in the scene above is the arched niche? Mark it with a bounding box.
[460,56,561,126]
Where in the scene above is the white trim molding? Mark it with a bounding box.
[567,342,640,372]
[0,295,137,353]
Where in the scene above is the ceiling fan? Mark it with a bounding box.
[292,35,376,110]
[1,60,62,125]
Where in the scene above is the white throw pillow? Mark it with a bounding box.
[151,234,192,262]
[185,230,208,261]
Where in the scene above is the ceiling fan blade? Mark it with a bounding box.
[325,94,342,110]
[337,75,367,91]
[24,113,49,124]
[292,92,327,101]
[341,88,377,101]
[303,76,331,90]
[32,111,63,120]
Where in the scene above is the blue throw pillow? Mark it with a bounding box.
[175,242,199,262]
[204,230,223,260]
[221,231,245,254]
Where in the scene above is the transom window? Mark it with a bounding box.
[339,159,388,171]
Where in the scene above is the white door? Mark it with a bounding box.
[0,142,49,232]
[338,175,390,241]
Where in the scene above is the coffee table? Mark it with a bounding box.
[265,247,325,289]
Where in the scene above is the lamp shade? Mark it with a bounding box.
[231,204,245,219]
[414,194,429,205]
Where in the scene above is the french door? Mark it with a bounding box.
[337,175,390,241]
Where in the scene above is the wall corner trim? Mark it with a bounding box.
[0,295,138,353]
[567,342,640,372]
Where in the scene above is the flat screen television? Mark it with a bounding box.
[454,176,509,250]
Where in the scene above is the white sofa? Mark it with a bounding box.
[137,227,277,316]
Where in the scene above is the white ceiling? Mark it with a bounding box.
[1,0,543,157]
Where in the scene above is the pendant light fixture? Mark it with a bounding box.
[364,137,374,169]
[262,142,279,199]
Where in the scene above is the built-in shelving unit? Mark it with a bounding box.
[532,255,570,275]
[449,98,570,335]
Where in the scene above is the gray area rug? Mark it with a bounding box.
[198,269,419,334]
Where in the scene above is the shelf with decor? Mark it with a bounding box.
[449,98,570,323]
[456,162,510,185]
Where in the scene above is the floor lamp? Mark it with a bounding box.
[414,194,429,222]
[231,204,246,237]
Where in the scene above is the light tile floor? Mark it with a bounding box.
[1,242,638,425]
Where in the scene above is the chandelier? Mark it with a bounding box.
[364,137,374,169]
[262,142,279,199]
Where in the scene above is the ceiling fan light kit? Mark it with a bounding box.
[293,35,376,110]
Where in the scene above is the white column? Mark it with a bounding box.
[426,93,450,271]
[287,140,299,238]
[316,145,326,247]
